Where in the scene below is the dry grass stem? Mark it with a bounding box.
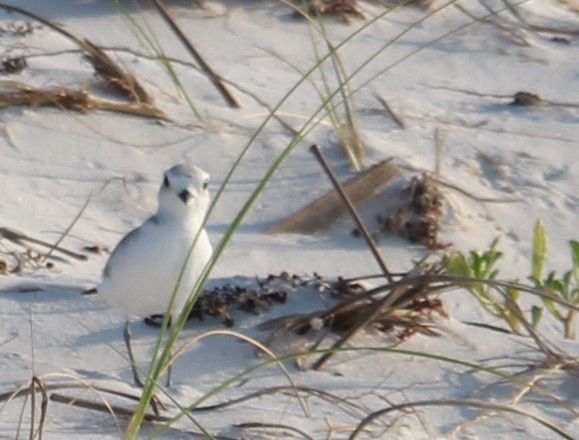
[0,81,168,120]
[499,0,579,35]
[350,398,575,439]
[0,226,87,261]
[30,377,48,440]
[177,329,310,417]
[373,93,406,129]
[0,4,153,104]
[151,0,240,108]
[310,144,393,281]
[49,393,170,423]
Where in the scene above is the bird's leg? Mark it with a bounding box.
[124,321,144,387]
[165,314,173,388]
[166,360,172,388]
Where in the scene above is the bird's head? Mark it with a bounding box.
[157,164,210,220]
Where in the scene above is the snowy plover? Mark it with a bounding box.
[98,164,212,386]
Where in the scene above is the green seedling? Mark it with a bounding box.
[446,238,523,334]
[529,221,579,339]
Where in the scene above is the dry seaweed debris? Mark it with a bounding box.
[259,267,449,367]
[379,172,448,250]
[141,271,447,347]
[295,0,365,23]
[145,272,320,328]
[0,56,27,74]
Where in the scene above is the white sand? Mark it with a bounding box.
[0,1,577,438]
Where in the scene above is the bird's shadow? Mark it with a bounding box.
[74,275,321,387]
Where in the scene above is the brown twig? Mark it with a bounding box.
[49,393,170,423]
[310,144,393,282]
[31,377,48,440]
[151,0,240,108]
[373,93,405,129]
[0,226,87,261]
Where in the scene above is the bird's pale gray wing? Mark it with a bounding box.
[102,216,157,278]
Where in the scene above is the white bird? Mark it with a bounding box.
[98,164,213,386]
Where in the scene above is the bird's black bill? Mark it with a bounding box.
[178,189,192,204]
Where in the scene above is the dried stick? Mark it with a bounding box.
[49,393,170,423]
[373,93,405,129]
[310,144,392,282]
[151,0,240,108]
[310,144,405,370]
[0,227,87,261]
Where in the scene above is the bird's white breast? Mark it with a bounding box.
[99,217,212,319]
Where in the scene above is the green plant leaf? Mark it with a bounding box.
[570,240,579,285]
[531,306,543,329]
[446,253,471,277]
[532,220,547,280]
[570,240,579,265]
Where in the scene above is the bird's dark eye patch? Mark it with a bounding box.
[163,175,170,188]
[203,181,209,190]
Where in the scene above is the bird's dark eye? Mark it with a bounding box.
[202,181,209,190]
[163,175,170,188]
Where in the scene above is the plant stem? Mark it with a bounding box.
[309,144,392,283]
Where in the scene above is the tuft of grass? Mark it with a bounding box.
[301,4,366,171]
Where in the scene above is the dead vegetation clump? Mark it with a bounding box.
[141,270,447,347]
[379,172,448,250]
[0,56,27,74]
[145,272,322,328]
[0,20,40,36]
[295,0,365,23]
[0,4,166,120]
[256,268,449,354]
[0,226,88,274]
[0,81,168,120]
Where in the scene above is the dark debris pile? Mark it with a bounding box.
[378,173,448,250]
[144,271,447,344]
[145,272,366,329]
